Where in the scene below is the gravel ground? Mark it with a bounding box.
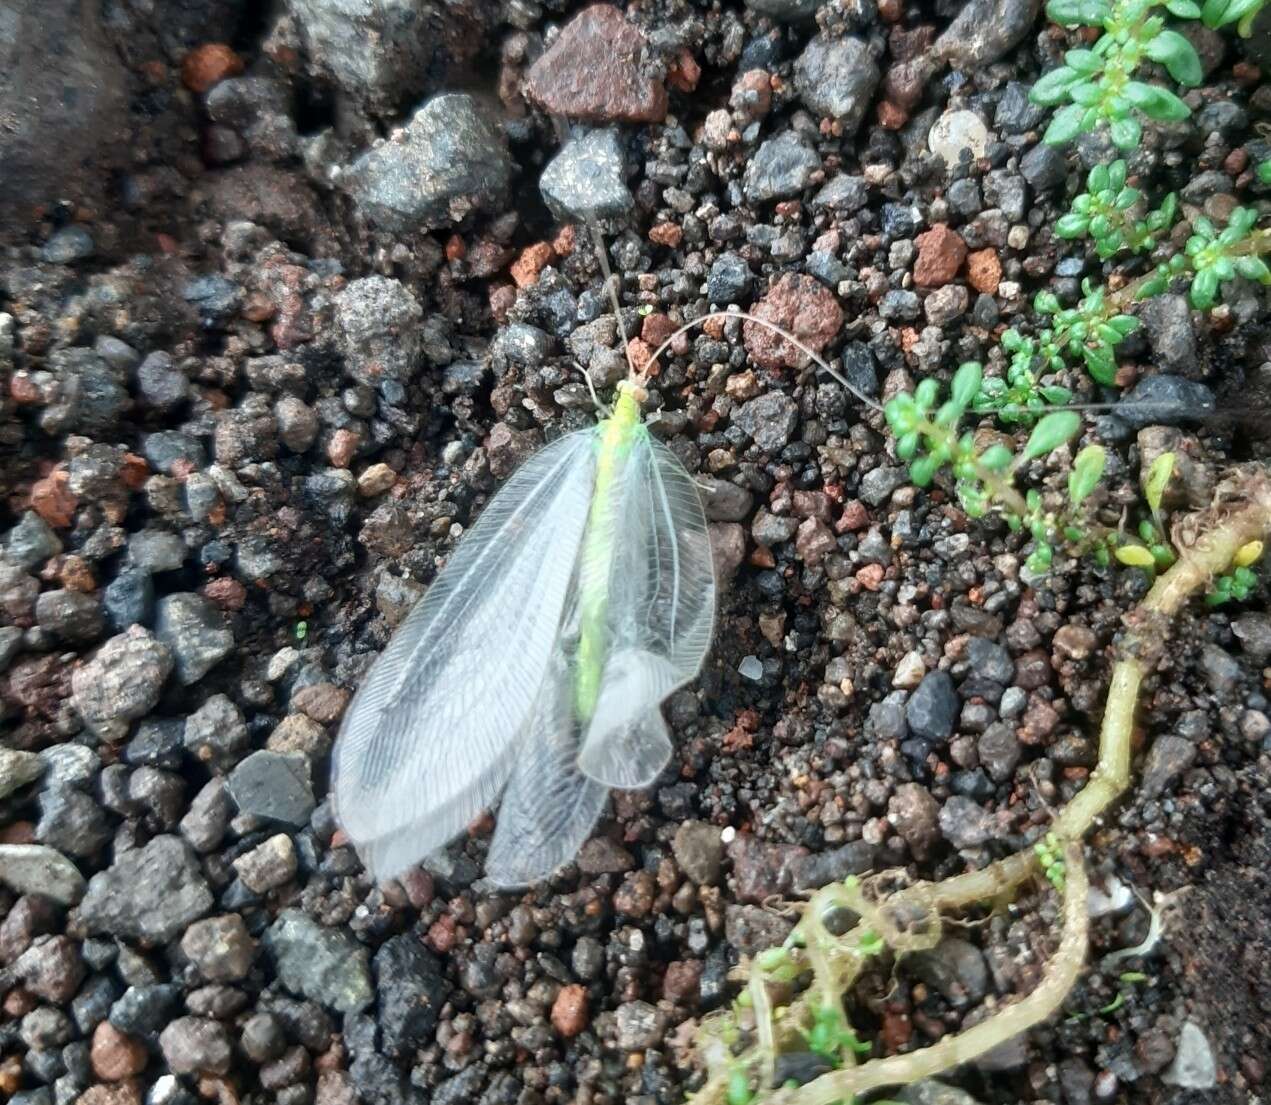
[2,1,1270,1104]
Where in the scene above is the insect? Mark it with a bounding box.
[332,231,878,888]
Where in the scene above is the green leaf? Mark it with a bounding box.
[1109,115,1142,150]
[1041,386,1074,404]
[1055,212,1091,238]
[1123,82,1191,121]
[897,431,920,461]
[1046,0,1096,22]
[1116,544,1157,569]
[1136,270,1169,299]
[914,378,939,410]
[1032,66,1083,105]
[910,455,940,487]
[979,443,1014,470]
[1034,290,1061,314]
[1190,267,1219,309]
[1023,411,1081,461]
[1108,314,1140,336]
[1108,160,1126,190]
[1082,343,1118,386]
[1202,0,1232,22]
[1069,80,1103,106]
[951,362,983,409]
[1065,48,1103,73]
[1045,103,1088,146]
[1145,30,1203,85]
[1236,257,1271,283]
[1165,0,1201,14]
[1144,452,1175,513]
[1069,444,1106,506]
[1027,543,1054,572]
[727,1071,753,1105]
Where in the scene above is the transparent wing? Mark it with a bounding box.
[484,649,609,888]
[577,432,716,788]
[332,429,597,882]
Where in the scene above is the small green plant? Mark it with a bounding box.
[885,363,1109,573]
[1136,206,1271,308]
[1034,832,1068,891]
[1031,0,1202,149]
[1055,160,1178,259]
[1113,452,1178,573]
[1259,160,1271,185]
[1206,539,1264,603]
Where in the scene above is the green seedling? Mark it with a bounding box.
[887,363,1107,573]
[1034,832,1068,891]
[1031,0,1202,149]
[1056,160,1178,259]
[1206,539,1264,603]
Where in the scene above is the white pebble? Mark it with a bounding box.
[928,109,989,167]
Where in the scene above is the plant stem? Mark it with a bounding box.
[780,844,1088,1105]
[702,467,1271,1105]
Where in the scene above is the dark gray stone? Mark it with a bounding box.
[743,132,821,204]
[743,0,820,19]
[374,934,449,1058]
[1116,375,1215,428]
[155,593,234,685]
[1019,144,1067,190]
[335,277,424,385]
[36,786,112,858]
[1140,735,1197,799]
[907,671,958,742]
[103,568,156,631]
[264,909,374,1013]
[879,289,921,321]
[936,0,1044,67]
[343,93,512,231]
[539,128,633,222]
[79,835,213,943]
[228,750,315,828]
[0,0,128,226]
[136,352,190,412]
[708,253,754,305]
[733,392,800,452]
[184,694,250,771]
[142,430,206,474]
[995,82,1048,133]
[1140,295,1198,377]
[41,226,96,263]
[793,34,879,135]
[5,511,62,569]
[35,589,103,644]
[812,174,869,213]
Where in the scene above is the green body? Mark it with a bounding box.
[574,386,643,720]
